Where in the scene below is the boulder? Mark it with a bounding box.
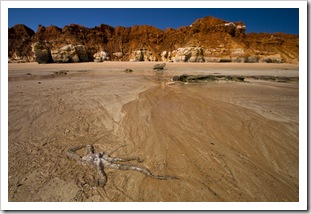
[93,51,110,62]
[31,42,51,64]
[124,68,133,73]
[153,63,166,70]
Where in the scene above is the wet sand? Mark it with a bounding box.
[8,62,299,202]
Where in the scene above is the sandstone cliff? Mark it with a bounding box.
[8,16,299,63]
[8,24,35,62]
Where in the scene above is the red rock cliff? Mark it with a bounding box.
[8,16,299,63]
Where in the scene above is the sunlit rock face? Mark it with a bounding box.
[129,47,156,62]
[171,47,205,62]
[51,45,79,63]
[9,16,299,64]
[93,51,110,62]
[32,43,89,63]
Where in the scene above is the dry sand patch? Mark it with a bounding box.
[8,62,298,202]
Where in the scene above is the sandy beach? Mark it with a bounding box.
[8,62,299,202]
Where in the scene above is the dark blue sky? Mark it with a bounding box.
[8,8,299,34]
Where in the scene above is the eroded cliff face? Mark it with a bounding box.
[8,24,35,62]
[8,16,299,63]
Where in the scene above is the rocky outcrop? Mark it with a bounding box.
[261,54,284,63]
[75,45,89,62]
[50,44,90,63]
[244,32,299,63]
[8,16,299,64]
[112,52,123,61]
[129,46,156,62]
[161,51,172,62]
[8,24,35,62]
[173,74,245,82]
[51,45,79,63]
[172,47,205,62]
[93,51,110,62]
[31,43,89,63]
[31,42,51,64]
